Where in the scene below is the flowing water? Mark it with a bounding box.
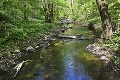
[0,24,112,80]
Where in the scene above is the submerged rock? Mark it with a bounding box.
[61,40,69,44]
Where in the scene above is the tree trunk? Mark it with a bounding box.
[47,0,54,23]
[42,0,48,22]
[48,2,51,23]
[71,0,74,15]
[41,0,54,23]
[96,0,115,39]
[50,2,54,23]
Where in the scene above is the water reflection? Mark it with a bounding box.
[33,24,100,80]
[34,40,93,80]
[61,40,93,80]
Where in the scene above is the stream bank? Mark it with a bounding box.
[86,22,120,79]
[0,23,68,70]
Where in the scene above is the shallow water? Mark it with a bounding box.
[0,24,112,80]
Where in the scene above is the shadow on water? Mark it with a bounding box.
[0,24,113,80]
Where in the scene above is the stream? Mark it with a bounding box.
[0,24,113,80]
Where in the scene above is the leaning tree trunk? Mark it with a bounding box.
[96,0,115,39]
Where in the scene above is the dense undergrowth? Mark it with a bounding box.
[0,0,61,59]
[0,15,57,59]
[104,27,120,67]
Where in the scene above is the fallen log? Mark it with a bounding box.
[58,35,76,39]
[13,60,31,77]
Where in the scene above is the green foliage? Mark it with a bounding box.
[104,29,120,52]
[0,12,10,22]
[104,1,120,52]
[109,0,120,24]
[0,0,59,55]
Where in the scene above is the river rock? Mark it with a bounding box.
[68,26,73,29]
[94,50,104,56]
[26,46,35,52]
[49,38,56,41]
[44,41,50,47]
[14,49,20,53]
[44,35,50,40]
[61,29,65,32]
[10,49,20,54]
[100,56,108,60]
[35,46,39,49]
[99,56,109,64]
[76,34,82,36]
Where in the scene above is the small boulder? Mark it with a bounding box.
[35,46,39,49]
[44,42,50,47]
[68,26,73,29]
[61,29,65,32]
[76,34,82,36]
[26,46,35,52]
[14,49,20,53]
